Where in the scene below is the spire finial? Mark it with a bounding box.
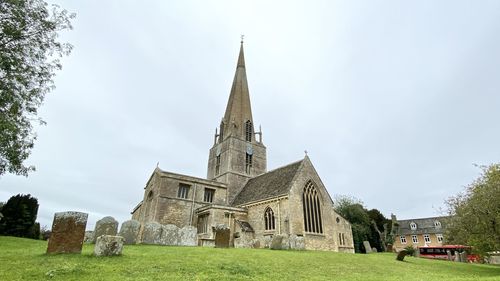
[304,150,308,156]
[240,34,245,44]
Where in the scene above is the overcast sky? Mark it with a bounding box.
[2,0,500,230]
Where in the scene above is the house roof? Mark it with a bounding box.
[232,159,303,206]
[396,216,450,235]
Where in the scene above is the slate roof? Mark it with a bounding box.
[396,216,450,235]
[232,159,303,206]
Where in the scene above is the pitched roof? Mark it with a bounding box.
[232,159,303,206]
[396,216,450,235]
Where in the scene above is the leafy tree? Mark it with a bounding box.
[445,164,500,256]
[0,0,74,176]
[334,195,372,253]
[367,208,392,252]
[0,194,39,238]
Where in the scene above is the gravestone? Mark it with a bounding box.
[160,224,179,246]
[214,225,230,248]
[92,216,118,243]
[46,211,88,254]
[396,250,408,261]
[363,241,372,253]
[118,220,141,245]
[446,250,452,261]
[142,222,163,244]
[460,252,467,263]
[270,235,284,250]
[372,247,378,253]
[281,235,290,250]
[179,225,197,246]
[251,239,261,248]
[84,231,94,243]
[289,234,305,250]
[94,235,124,256]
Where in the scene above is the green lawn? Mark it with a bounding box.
[0,236,498,281]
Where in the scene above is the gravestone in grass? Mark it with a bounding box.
[160,224,179,246]
[94,235,124,256]
[92,216,118,243]
[118,220,141,245]
[363,241,372,253]
[142,222,162,244]
[270,235,284,250]
[46,211,88,254]
[214,225,230,248]
[179,225,197,246]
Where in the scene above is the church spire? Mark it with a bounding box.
[221,40,254,141]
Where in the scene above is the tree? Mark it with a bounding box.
[334,195,372,253]
[445,164,500,256]
[0,0,74,176]
[0,194,39,238]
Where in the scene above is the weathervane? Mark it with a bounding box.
[241,34,245,43]
[304,150,308,156]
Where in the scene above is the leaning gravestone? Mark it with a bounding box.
[92,216,118,243]
[47,211,88,254]
[160,224,179,246]
[289,234,305,250]
[363,241,372,253]
[179,225,197,246]
[142,222,163,244]
[214,225,230,248]
[118,220,141,245]
[94,235,124,256]
[270,235,284,250]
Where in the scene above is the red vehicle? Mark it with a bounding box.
[418,245,480,263]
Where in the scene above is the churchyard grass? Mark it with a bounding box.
[0,236,498,281]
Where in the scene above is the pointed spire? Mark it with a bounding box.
[221,39,254,140]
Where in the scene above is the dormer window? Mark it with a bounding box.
[410,222,417,230]
[245,120,252,141]
[434,220,441,228]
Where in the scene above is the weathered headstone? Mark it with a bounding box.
[214,225,230,248]
[264,235,273,248]
[118,220,141,245]
[372,247,378,253]
[446,250,452,261]
[251,239,261,248]
[363,241,372,253]
[160,224,179,246]
[46,211,88,254]
[459,252,467,263]
[94,235,124,256]
[289,234,305,250]
[179,225,197,246]
[386,243,393,252]
[396,250,408,261]
[281,235,290,250]
[92,216,118,243]
[270,235,284,250]
[142,222,163,244]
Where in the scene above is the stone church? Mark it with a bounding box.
[131,42,354,252]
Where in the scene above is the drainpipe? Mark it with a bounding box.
[277,199,281,235]
[189,183,197,226]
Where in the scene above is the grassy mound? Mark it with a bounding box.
[0,236,498,280]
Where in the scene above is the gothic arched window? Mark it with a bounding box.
[264,207,275,230]
[245,120,252,142]
[302,180,323,234]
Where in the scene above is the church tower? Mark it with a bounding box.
[207,41,267,204]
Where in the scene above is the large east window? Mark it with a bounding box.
[264,207,275,230]
[177,183,190,199]
[302,180,323,234]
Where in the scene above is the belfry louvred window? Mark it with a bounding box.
[264,207,275,230]
[245,120,252,142]
[302,180,323,234]
[245,153,252,174]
